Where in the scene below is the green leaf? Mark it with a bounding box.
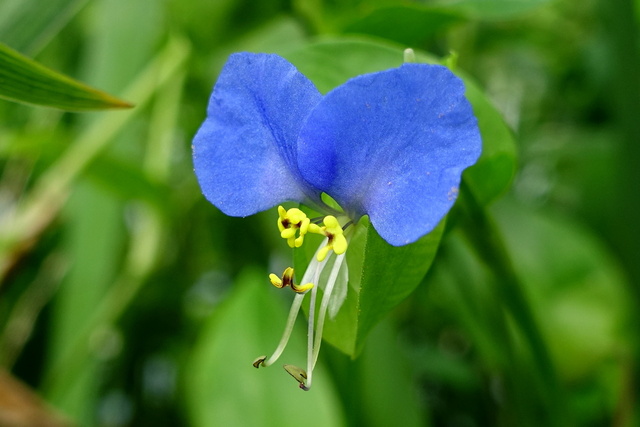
[356,220,444,355]
[283,38,409,93]
[493,199,629,380]
[0,42,132,111]
[435,0,551,20]
[461,76,517,205]
[184,269,345,427]
[343,5,464,45]
[297,218,445,358]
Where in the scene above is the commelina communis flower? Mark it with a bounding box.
[193,51,482,390]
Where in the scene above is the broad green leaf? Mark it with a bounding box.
[184,269,345,427]
[354,219,444,355]
[343,5,464,45]
[0,42,131,111]
[296,218,445,358]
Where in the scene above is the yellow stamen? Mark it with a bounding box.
[277,206,314,248]
[269,267,314,293]
[315,215,348,261]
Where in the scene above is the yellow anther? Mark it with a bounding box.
[269,273,285,288]
[269,267,314,293]
[293,281,314,293]
[315,215,348,262]
[277,206,312,248]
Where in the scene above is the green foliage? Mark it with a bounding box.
[0,42,131,110]
[1,0,638,426]
[185,270,345,427]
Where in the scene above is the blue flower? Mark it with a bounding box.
[193,51,482,390]
[193,52,481,247]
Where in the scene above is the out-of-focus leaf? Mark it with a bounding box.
[46,183,125,424]
[494,199,629,380]
[435,0,551,20]
[184,269,345,427]
[358,320,429,427]
[0,0,88,55]
[86,155,171,210]
[343,5,464,45]
[461,77,517,205]
[0,42,132,111]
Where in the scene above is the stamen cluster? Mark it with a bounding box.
[253,205,350,390]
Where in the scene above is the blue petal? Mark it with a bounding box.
[297,63,482,245]
[193,53,322,217]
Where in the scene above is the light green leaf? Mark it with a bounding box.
[0,42,132,110]
[184,269,345,427]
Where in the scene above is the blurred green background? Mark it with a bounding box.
[1,0,639,426]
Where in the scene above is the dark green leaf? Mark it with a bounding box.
[343,5,464,45]
[354,219,445,355]
[283,38,410,93]
[0,42,132,111]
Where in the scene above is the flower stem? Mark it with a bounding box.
[312,253,346,369]
[262,292,305,367]
[303,242,329,389]
[305,272,319,389]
